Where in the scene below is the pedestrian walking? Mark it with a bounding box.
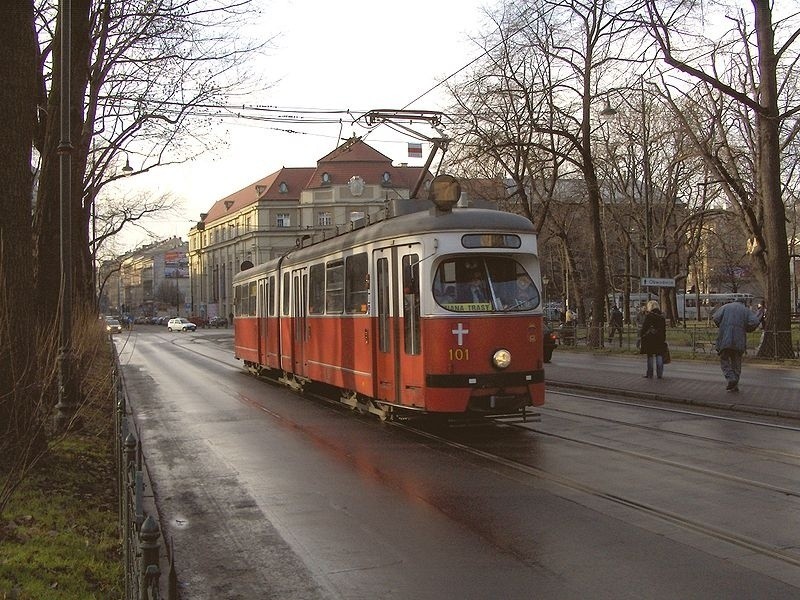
[608,305,623,347]
[712,299,761,392]
[639,300,666,379]
[754,303,767,329]
[754,302,767,354]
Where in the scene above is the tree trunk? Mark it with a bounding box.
[0,0,44,462]
[34,0,94,322]
[753,1,793,358]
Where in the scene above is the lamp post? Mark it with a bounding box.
[603,79,656,301]
[653,241,667,312]
[55,0,76,431]
[542,274,550,320]
[92,148,133,311]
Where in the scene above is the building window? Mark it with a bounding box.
[276,213,290,227]
[318,211,332,226]
[279,181,288,193]
[321,172,331,185]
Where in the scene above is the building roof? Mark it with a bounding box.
[306,136,429,191]
[200,137,432,227]
[202,167,315,224]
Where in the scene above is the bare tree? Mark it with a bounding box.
[33,0,266,320]
[446,0,648,346]
[644,0,799,357]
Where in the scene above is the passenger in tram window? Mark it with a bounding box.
[461,271,488,303]
[435,285,457,306]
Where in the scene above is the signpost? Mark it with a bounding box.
[641,277,675,287]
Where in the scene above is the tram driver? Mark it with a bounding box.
[501,272,539,310]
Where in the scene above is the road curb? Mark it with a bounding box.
[546,380,800,421]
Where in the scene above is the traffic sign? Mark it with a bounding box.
[641,277,675,287]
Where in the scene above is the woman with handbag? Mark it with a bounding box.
[639,300,667,379]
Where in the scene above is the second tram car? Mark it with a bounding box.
[232,192,546,421]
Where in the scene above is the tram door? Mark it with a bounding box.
[258,278,268,365]
[373,246,424,407]
[290,269,308,375]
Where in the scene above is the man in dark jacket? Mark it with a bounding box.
[639,300,666,379]
[712,300,761,392]
[608,305,623,347]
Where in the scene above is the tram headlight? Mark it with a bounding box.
[492,348,512,369]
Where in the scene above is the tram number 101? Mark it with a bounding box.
[449,348,470,361]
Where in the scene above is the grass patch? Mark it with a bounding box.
[0,434,122,599]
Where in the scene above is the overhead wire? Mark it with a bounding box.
[101,15,535,147]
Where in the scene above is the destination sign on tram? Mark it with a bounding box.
[641,277,676,287]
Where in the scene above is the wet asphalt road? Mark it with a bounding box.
[116,328,800,599]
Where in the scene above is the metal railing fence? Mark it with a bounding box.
[550,322,799,360]
[113,344,178,600]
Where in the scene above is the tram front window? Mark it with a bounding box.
[433,257,540,312]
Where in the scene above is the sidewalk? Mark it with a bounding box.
[544,350,800,420]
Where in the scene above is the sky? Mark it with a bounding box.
[116,0,495,250]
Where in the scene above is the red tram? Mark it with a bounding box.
[232,187,546,421]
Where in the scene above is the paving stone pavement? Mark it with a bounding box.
[544,350,800,420]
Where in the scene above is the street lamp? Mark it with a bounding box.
[600,96,617,118]
[122,154,134,175]
[654,242,667,262]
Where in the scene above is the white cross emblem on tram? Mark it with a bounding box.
[451,322,469,346]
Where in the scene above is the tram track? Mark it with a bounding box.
[160,332,800,500]
[390,419,800,571]
[538,391,800,465]
[507,419,800,498]
[126,331,800,570]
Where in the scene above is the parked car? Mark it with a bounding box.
[167,318,197,332]
[208,316,228,328]
[104,318,122,334]
[187,315,207,328]
[543,321,558,363]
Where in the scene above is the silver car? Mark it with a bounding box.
[167,318,197,332]
[105,318,122,334]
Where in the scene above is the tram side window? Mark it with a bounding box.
[234,284,243,316]
[282,272,290,315]
[248,282,257,316]
[259,279,269,320]
[377,257,390,353]
[268,276,276,316]
[402,254,421,355]
[326,260,344,313]
[345,253,369,314]
[309,264,324,314]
